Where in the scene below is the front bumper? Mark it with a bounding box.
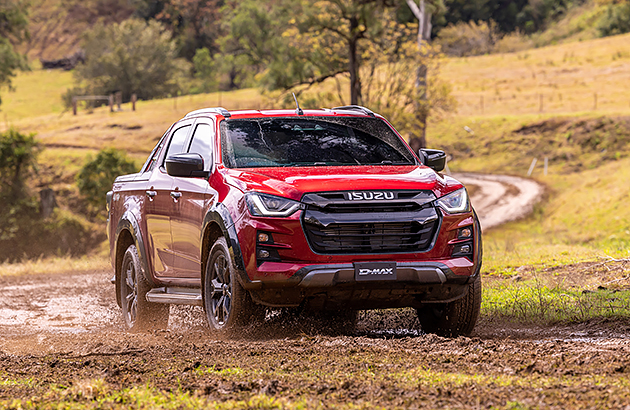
[245,261,473,310]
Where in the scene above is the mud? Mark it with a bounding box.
[2,269,630,408]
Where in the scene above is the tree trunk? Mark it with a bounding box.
[406,0,431,152]
[348,17,361,105]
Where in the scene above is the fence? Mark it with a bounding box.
[453,90,627,116]
[72,92,137,115]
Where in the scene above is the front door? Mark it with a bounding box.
[170,120,217,279]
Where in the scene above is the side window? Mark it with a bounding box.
[163,125,191,164]
[141,131,169,173]
[187,123,214,170]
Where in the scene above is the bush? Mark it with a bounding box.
[435,20,498,57]
[72,19,191,103]
[598,2,630,36]
[77,148,137,216]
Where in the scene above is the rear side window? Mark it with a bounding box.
[141,131,169,173]
[164,125,191,163]
[187,123,214,170]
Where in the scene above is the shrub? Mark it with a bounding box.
[598,2,630,36]
[435,20,498,57]
[0,128,39,200]
[72,19,191,103]
[77,148,137,216]
[0,129,107,261]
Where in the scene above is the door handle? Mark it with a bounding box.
[146,190,157,199]
[170,191,182,200]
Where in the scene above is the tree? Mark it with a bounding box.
[0,0,29,106]
[0,128,40,243]
[155,0,222,60]
[77,148,137,216]
[405,0,445,150]
[0,128,39,201]
[71,19,190,102]
[288,0,398,105]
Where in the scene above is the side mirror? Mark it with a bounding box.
[419,149,446,173]
[165,153,209,178]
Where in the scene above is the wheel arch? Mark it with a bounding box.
[201,203,249,289]
[114,212,153,307]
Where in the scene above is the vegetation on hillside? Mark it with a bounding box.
[0,129,103,262]
[0,0,29,105]
[68,19,189,104]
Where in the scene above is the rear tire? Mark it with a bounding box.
[203,237,264,334]
[119,244,169,331]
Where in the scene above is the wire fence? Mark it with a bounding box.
[453,90,630,116]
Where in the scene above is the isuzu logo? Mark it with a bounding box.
[347,191,395,201]
[358,268,394,276]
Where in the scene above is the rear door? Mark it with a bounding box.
[170,119,218,279]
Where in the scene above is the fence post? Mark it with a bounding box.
[72,97,77,116]
[527,158,537,177]
[131,94,137,111]
[109,95,114,112]
[115,91,122,111]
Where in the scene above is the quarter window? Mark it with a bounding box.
[164,125,192,163]
[187,123,214,170]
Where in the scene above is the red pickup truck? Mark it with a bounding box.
[107,106,482,336]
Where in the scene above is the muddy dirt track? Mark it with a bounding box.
[3,174,630,408]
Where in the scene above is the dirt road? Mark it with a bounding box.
[6,174,630,409]
[454,173,544,230]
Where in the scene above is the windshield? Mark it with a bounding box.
[220,117,416,168]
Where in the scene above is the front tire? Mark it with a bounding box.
[416,274,481,337]
[119,244,169,331]
[417,211,483,337]
[203,237,263,334]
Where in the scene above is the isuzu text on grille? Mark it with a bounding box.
[346,191,395,200]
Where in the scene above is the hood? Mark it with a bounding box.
[223,165,464,201]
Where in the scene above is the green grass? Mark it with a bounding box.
[0,67,74,122]
[484,279,630,324]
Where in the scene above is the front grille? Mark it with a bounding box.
[304,221,438,254]
[323,203,421,214]
[301,190,440,254]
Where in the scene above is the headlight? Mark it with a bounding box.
[436,188,469,214]
[245,193,302,217]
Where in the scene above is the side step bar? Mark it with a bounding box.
[146,287,203,306]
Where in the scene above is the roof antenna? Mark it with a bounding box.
[292,92,304,116]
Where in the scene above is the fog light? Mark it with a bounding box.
[460,244,471,254]
[258,233,270,243]
[258,249,270,259]
[459,227,472,239]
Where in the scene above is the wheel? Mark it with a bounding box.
[203,237,263,333]
[119,244,169,331]
[416,275,481,337]
[417,212,483,337]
